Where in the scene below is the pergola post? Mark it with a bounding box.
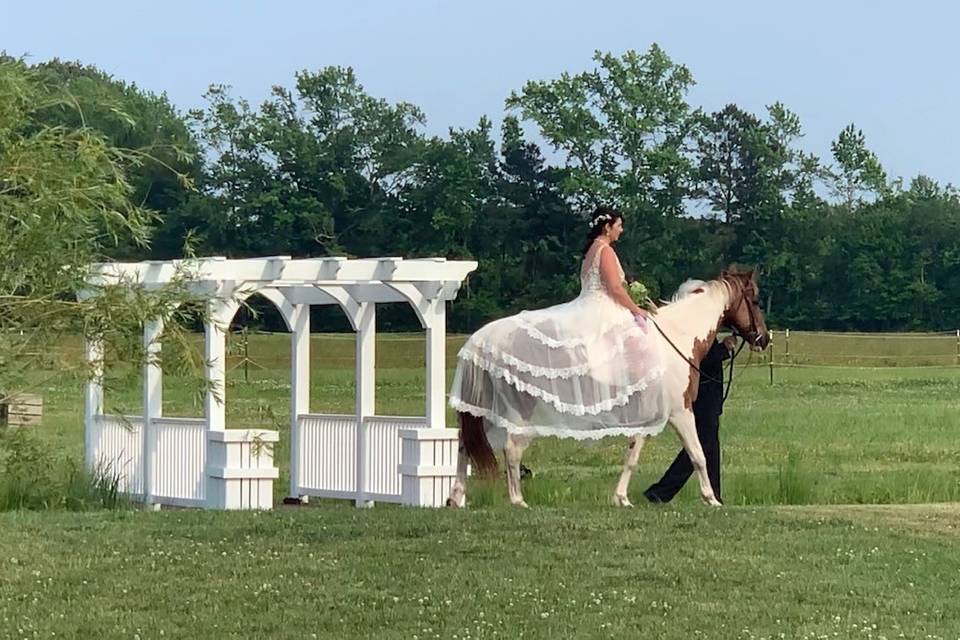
[424,300,447,429]
[204,300,229,432]
[288,301,311,501]
[142,319,163,508]
[354,302,376,507]
[83,338,104,471]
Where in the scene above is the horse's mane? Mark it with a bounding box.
[660,267,755,308]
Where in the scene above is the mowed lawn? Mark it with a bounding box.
[32,332,960,506]
[2,332,959,638]
[1,504,958,638]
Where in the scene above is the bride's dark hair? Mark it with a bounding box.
[582,206,623,256]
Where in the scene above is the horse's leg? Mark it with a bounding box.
[446,425,471,508]
[504,434,530,508]
[613,434,647,507]
[670,410,721,506]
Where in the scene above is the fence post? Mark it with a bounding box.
[399,428,459,507]
[769,329,775,385]
[955,329,959,365]
[206,429,280,510]
[785,328,790,362]
[242,327,250,383]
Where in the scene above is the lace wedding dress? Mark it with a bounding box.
[449,240,669,441]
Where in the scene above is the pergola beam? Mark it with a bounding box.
[88,256,476,288]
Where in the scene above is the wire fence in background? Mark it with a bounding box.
[17,328,960,377]
[741,329,960,382]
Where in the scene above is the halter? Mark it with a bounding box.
[726,279,764,347]
[719,280,765,401]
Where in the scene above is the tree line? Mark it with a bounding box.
[9,45,960,333]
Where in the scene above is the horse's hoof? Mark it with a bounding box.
[511,500,530,509]
[702,495,722,507]
[614,495,634,508]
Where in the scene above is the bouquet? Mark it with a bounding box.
[625,280,658,313]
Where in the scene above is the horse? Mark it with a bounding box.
[446,268,771,508]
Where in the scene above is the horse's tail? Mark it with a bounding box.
[458,411,498,478]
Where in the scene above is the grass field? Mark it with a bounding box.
[1,332,959,638]
[2,503,959,639]
[28,331,960,507]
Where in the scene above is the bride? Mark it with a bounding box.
[448,205,669,451]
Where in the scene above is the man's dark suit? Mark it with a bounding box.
[644,339,732,503]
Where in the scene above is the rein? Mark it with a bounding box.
[647,281,760,400]
[722,338,747,403]
[648,317,731,387]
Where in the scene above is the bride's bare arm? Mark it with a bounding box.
[599,247,646,317]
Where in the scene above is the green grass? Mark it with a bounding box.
[0,428,130,512]
[17,332,960,507]
[3,331,960,637]
[1,504,959,638]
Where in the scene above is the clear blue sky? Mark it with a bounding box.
[3,0,957,186]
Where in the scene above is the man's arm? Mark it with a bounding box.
[704,337,738,366]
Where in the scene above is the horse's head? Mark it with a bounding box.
[720,268,770,351]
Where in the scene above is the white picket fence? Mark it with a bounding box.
[150,417,207,507]
[87,414,277,509]
[87,411,459,510]
[88,415,206,507]
[88,414,144,496]
[296,414,433,504]
[296,414,357,500]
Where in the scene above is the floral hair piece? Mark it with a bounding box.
[590,213,613,228]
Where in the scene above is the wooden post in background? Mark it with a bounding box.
[769,329,775,385]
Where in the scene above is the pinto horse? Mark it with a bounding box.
[447,269,771,508]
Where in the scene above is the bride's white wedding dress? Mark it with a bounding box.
[449,239,669,441]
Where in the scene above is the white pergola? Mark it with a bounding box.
[83,256,477,509]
